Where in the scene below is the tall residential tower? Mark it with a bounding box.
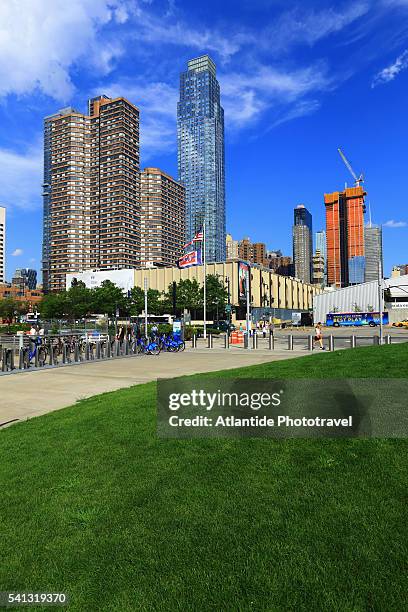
[293,205,313,283]
[42,96,140,292]
[140,168,185,267]
[177,55,226,262]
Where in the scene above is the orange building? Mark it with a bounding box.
[324,186,366,288]
[0,283,43,306]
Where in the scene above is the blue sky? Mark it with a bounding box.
[0,0,407,280]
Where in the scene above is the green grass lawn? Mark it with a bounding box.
[1,344,407,611]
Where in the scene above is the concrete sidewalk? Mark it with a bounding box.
[0,348,308,427]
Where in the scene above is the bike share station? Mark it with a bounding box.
[0,328,186,375]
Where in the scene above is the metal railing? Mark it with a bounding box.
[0,334,161,374]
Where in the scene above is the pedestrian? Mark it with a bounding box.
[151,324,158,340]
[262,322,267,339]
[117,325,125,344]
[313,322,325,350]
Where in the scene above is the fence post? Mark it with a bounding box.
[269,333,274,350]
[328,335,334,351]
[308,335,313,351]
[288,335,294,350]
[49,344,54,366]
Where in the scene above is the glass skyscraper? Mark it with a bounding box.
[177,55,226,262]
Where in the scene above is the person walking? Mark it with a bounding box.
[313,322,325,350]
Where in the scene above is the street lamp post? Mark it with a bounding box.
[144,277,148,338]
[378,260,384,345]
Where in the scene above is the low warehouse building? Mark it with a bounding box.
[66,261,321,323]
[313,275,408,324]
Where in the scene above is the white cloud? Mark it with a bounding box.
[263,2,370,52]
[220,63,331,129]
[372,50,408,87]
[383,220,407,227]
[0,0,128,101]
[0,144,42,210]
[12,249,23,257]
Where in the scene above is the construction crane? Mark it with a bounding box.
[337,148,364,187]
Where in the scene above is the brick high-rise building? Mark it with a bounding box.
[238,237,253,262]
[140,168,185,267]
[43,96,140,292]
[252,242,267,266]
[324,186,366,288]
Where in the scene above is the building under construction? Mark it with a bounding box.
[324,186,366,288]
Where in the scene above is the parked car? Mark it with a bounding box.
[392,320,408,328]
[212,320,236,332]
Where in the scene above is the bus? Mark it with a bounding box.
[326,312,389,327]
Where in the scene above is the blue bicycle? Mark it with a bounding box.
[159,333,185,352]
[132,336,161,355]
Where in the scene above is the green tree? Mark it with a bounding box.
[0,297,20,321]
[91,280,127,316]
[177,279,202,317]
[202,275,228,320]
[65,282,93,320]
[39,293,67,320]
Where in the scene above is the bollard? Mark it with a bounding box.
[308,335,313,351]
[373,335,380,346]
[387,334,392,345]
[192,334,197,349]
[207,334,213,348]
[19,348,24,370]
[252,333,257,349]
[350,335,356,348]
[19,334,24,350]
[328,335,334,351]
[74,343,80,362]
[62,343,67,364]
[288,335,294,350]
[1,348,5,372]
[96,341,101,359]
[224,333,230,349]
[115,341,121,357]
[244,333,249,349]
[107,340,112,358]
[269,333,275,350]
[49,345,54,366]
[124,339,129,356]
[85,343,90,361]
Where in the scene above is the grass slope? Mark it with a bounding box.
[1,344,407,611]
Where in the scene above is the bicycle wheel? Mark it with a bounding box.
[177,341,186,352]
